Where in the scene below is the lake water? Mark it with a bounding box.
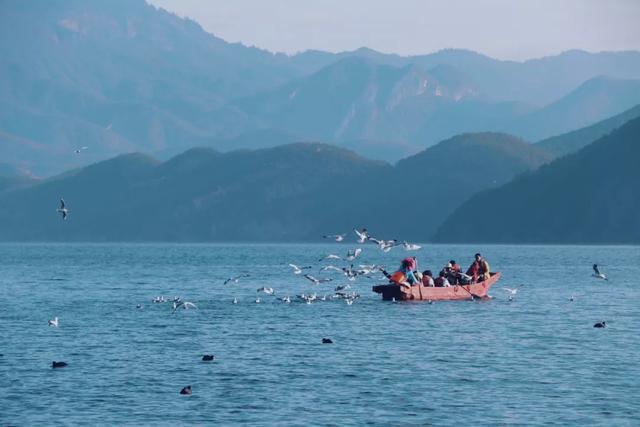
[1,243,638,426]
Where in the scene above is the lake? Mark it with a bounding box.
[1,243,638,426]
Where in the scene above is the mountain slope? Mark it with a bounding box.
[509,77,640,141]
[0,132,550,241]
[434,118,640,243]
[535,104,640,159]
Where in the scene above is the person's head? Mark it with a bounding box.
[475,253,482,261]
[450,260,457,266]
[439,271,446,277]
[423,270,432,277]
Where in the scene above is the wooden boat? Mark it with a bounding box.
[372,272,501,301]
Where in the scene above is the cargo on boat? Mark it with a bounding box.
[372,272,501,301]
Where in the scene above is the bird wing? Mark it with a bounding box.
[184,302,197,309]
[304,274,318,283]
[60,199,65,209]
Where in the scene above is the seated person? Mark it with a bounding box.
[466,253,491,283]
[450,260,461,274]
[434,270,451,287]
[421,270,435,287]
[443,263,458,285]
[383,257,419,288]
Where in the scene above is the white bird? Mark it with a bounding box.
[74,146,89,154]
[354,228,369,244]
[318,254,342,261]
[224,274,250,285]
[172,301,197,313]
[303,274,333,285]
[323,234,346,242]
[345,298,354,305]
[504,287,521,301]
[403,241,422,251]
[346,248,362,261]
[232,297,238,304]
[289,264,312,275]
[56,199,68,220]
[320,265,343,273]
[255,298,261,304]
[48,317,59,327]
[279,296,291,303]
[592,264,607,281]
[257,287,274,295]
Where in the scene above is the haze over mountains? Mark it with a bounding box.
[3,0,640,176]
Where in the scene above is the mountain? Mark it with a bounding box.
[238,57,533,156]
[508,77,640,141]
[0,143,389,241]
[535,104,640,159]
[434,117,640,243]
[355,132,552,239]
[0,163,38,192]
[0,133,550,242]
[3,1,640,176]
[0,0,317,176]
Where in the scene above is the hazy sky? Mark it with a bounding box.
[147,0,640,61]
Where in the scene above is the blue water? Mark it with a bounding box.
[1,243,638,426]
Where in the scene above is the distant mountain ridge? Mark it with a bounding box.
[434,117,640,243]
[0,132,550,242]
[3,0,640,176]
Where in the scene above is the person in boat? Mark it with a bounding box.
[450,260,461,274]
[443,262,458,285]
[421,270,435,287]
[382,257,419,287]
[434,270,451,287]
[466,253,491,283]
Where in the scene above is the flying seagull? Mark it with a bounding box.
[289,264,312,275]
[323,234,346,242]
[56,199,68,220]
[318,254,342,261]
[224,274,250,285]
[257,287,274,295]
[172,301,197,313]
[345,248,362,261]
[74,146,89,154]
[592,264,607,281]
[403,241,422,251]
[48,317,59,327]
[354,228,369,244]
[303,274,333,285]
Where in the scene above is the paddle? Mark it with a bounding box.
[456,283,483,300]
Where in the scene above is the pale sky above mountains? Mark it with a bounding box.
[148,0,640,61]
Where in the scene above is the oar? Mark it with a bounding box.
[456,284,482,300]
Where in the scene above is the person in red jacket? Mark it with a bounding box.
[466,253,491,283]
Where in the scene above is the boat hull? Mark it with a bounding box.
[372,272,501,301]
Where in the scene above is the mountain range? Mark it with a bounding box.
[434,117,640,243]
[3,0,640,175]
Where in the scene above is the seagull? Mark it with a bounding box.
[180,385,192,395]
[569,295,575,302]
[303,274,333,285]
[345,248,362,261]
[403,241,422,251]
[232,297,238,304]
[255,298,261,304]
[592,264,607,280]
[335,284,351,292]
[354,228,369,244]
[593,321,606,328]
[318,254,341,261]
[74,146,88,154]
[224,274,250,285]
[48,317,59,327]
[172,301,197,313]
[369,238,398,252]
[345,298,354,305]
[503,287,522,301]
[279,296,291,303]
[320,265,343,273]
[323,234,346,242]
[257,287,274,295]
[289,264,312,275]
[152,296,166,303]
[56,199,68,220]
